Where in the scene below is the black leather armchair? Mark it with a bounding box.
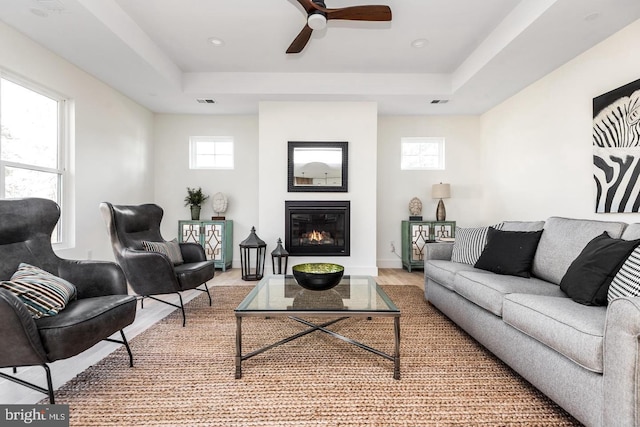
[0,198,136,403]
[100,202,215,326]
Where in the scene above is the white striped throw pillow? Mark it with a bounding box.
[608,246,640,303]
[0,263,77,318]
[451,224,504,265]
[142,239,184,265]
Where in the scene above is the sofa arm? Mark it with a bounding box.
[0,289,48,367]
[424,242,454,262]
[58,260,127,299]
[603,296,640,426]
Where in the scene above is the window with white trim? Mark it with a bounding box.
[0,74,68,243]
[189,136,234,169]
[400,137,445,170]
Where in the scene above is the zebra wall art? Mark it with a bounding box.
[593,77,640,213]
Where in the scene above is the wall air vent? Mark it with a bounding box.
[430,99,449,104]
[196,99,216,104]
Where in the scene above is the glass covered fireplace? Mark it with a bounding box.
[285,200,350,256]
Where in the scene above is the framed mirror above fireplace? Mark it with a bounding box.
[287,141,348,192]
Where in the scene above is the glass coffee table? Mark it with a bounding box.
[234,275,401,380]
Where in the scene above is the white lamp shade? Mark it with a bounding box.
[432,183,451,199]
[308,14,327,30]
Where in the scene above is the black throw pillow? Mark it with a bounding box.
[560,232,640,306]
[474,228,543,278]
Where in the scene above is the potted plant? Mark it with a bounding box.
[184,187,209,220]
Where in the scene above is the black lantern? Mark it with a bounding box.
[239,226,267,281]
[271,238,289,275]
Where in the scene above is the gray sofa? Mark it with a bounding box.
[423,217,640,427]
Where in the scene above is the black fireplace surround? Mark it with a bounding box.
[285,200,350,256]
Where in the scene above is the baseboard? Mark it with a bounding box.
[377,259,403,269]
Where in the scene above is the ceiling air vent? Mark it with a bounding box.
[35,0,67,12]
[430,99,449,104]
[196,99,216,104]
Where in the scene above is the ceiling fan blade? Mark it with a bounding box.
[294,0,316,13]
[326,5,392,21]
[286,24,314,54]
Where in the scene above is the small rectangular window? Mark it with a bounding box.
[189,136,234,169]
[401,137,445,170]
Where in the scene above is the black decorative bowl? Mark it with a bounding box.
[292,263,345,291]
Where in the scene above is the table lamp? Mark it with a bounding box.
[432,183,451,221]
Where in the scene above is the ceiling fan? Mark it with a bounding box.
[287,0,392,54]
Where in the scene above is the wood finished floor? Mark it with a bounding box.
[0,268,424,404]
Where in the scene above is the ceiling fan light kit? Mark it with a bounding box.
[287,0,392,54]
[307,13,327,30]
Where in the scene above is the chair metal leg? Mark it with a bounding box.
[196,282,212,306]
[0,364,55,403]
[103,329,134,367]
[178,293,186,327]
[120,330,134,367]
[144,293,187,326]
[43,364,55,404]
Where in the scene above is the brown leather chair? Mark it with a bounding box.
[100,202,215,326]
[0,198,136,403]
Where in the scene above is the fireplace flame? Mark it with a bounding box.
[301,229,334,245]
[308,230,323,242]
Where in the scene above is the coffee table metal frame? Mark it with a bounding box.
[234,275,401,380]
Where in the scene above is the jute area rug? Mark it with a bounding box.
[50,285,581,426]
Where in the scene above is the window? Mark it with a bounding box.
[0,75,67,243]
[401,137,445,170]
[189,136,234,169]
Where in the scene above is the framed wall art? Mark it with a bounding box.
[593,78,640,213]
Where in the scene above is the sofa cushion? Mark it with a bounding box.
[35,294,137,361]
[503,294,607,373]
[424,260,479,290]
[454,271,566,316]
[451,224,503,265]
[621,223,640,240]
[500,221,545,232]
[608,246,640,302]
[174,261,215,291]
[532,217,627,285]
[560,232,640,306]
[474,228,543,278]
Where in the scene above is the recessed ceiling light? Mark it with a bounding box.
[208,37,225,47]
[411,39,429,48]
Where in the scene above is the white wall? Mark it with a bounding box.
[258,102,378,275]
[480,18,640,224]
[153,114,259,265]
[8,13,639,270]
[0,21,154,262]
[377,116,483,268]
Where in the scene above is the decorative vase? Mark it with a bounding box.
[190,205,201,220]
[436,199,446,221]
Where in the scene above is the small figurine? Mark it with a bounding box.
[409,197,423,220]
